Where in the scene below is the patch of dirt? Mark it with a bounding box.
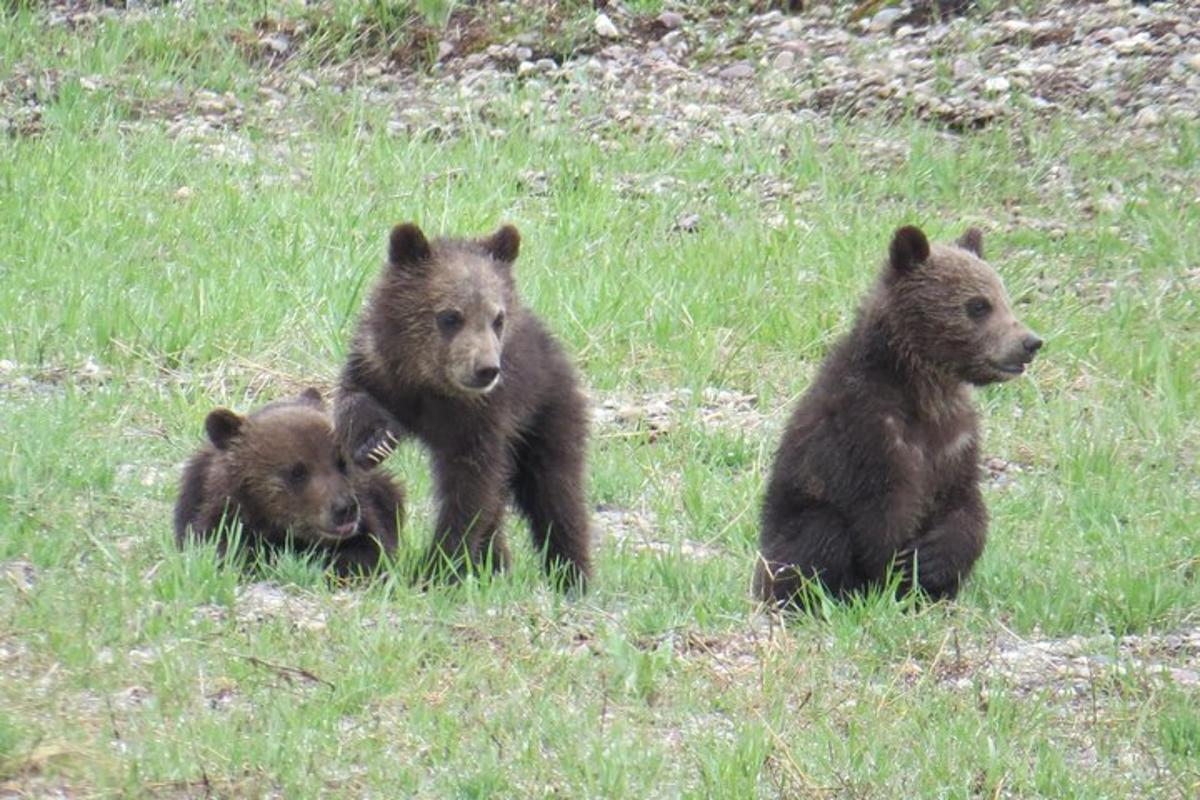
[940,626,1200,694]
[594,504,724,560]
[226,581,330,632]
[593,387,766,440]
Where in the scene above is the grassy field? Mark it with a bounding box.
[2,1,1199,797]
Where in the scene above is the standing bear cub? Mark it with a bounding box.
[175,388,404,576]
[756,225,1043,607]
[335,222,592,590]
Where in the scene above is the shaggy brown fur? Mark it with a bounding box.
[755,225,1043,607]
[335,222,592,590]
[174,388,404,576]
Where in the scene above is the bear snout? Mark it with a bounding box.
[472,365,500,387]
[331,494,360,536]
[1022,333,1044,359]
[454,361,501,392]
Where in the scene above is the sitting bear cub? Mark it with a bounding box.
[175,388,404,576]
[756,226,1043,607]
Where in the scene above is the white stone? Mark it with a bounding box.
[984,76,1010,94]
[594,13,619,39]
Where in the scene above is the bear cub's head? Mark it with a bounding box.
[206,388,361,542]
[882,225,1043,385]
[372,222,521,398]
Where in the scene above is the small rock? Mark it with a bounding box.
[261,34,290,55]
[1134,106,1161,127]
[672,213,701,233]
[657,11,684,30]
[535,58,557,73]
[719,61,754,80]
[984,76,1011,94]
[772,50,796,71]
[869,8,904,34]
[173,186,193,201]
[437,40,455,61]
[515,46,533,62]
[1186,53,1200,73]
[517,60,537,78]
[594,13,619,39]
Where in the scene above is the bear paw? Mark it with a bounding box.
[354,429,400,468]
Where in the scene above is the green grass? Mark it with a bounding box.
[2,2,1199,797]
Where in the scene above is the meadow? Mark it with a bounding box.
[1,1,1198,796]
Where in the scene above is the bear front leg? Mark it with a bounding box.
[334,387,404,468]
[327,535,392,578]
[424,444,511,583]
[897,481,988,600]
[510,400,592,591]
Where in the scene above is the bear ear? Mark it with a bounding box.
[389,223,431,268]
[889,225,931,275]
[205,409,244,450]
[482,224,520,263]
[957,228,984,258]
[297,387,326,410]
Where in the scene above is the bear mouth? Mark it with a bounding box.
[456,375,501,394]
[324,505,362,540]
[991,362,1026,376]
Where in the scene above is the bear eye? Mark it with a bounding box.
[966,297,992,320]
[436,310,464,333]
[286,462,309,486]
[493,312,505,334]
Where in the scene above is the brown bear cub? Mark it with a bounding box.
[334,222,592,590]
[755,226,1043,608]
[175,388,404,577]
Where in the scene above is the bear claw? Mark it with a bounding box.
[356,429,399,467]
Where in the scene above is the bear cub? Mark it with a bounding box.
[335,222,592,590]
[175,388,404,576]
[756,225,1043,607]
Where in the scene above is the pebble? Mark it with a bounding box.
[594,13,619,40]
[437,40,455,61]
[1187,53,1200,73]
[657,11,684,31]
[261,34,290,55]
[1134,106,1162,127]
[869,8,904,34]
[719,61,755,80]
[772,50,796,71]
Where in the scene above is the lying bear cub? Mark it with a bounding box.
[174,388,404,577]
[756,225,1043,608]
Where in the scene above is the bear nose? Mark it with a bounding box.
[474,366,500,386]
[332,495,358,524]
[1022,334,1044,356]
